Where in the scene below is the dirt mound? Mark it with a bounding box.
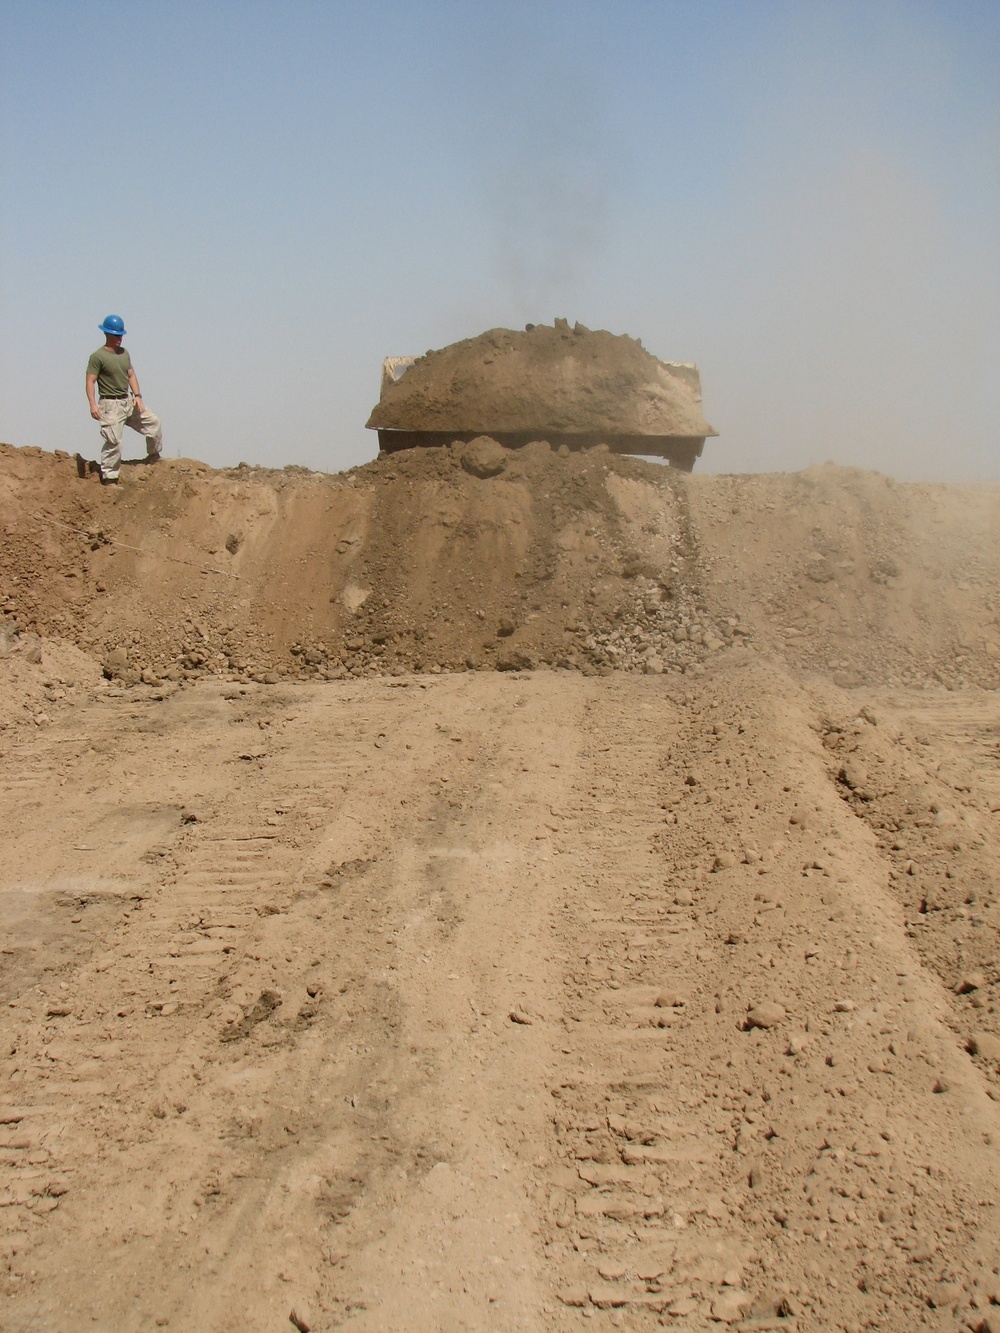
[365,320,716,438]
[1,440,998,707]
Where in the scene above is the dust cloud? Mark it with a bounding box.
[483,86,623,314]
[701,30,1000,482]
[461,5,999,482]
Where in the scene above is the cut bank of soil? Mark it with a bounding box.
[1,439,999,1332]
[1,441,998,703]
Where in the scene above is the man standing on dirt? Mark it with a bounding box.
[85,315,162,485]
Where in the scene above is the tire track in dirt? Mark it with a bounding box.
[821,687,1000,1100]
[540,670,1000,1330]
[316,676,587,1330]
[541,684,759,1327]
[1,671,999,1332]
[0,680,475,1329]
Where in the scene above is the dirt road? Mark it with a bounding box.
[2,662,998,1332]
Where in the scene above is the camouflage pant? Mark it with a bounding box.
[98,395,162,479]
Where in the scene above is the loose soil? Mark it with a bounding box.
[1,439,999,1332]
[365,322,715,438]
[2,441,998,694]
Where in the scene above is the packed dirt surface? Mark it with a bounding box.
[365,321,716,439]
[1,440,999,1332]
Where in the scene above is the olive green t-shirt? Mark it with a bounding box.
[86,345,132,397]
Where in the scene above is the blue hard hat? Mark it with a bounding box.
[99,314,126,336]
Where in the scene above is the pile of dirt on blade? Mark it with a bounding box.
[366,320,714,437]
[0,439,998,704]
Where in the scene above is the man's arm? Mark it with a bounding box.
[127,366,144,407]
[86,372,100,420]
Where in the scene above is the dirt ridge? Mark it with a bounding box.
[1,441,998,703]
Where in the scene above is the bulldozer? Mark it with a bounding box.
[366,319,717,471]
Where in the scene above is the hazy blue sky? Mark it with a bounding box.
[2,1,998,480]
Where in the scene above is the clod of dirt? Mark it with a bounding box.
[460,436,507,478]
[968,1032,1000,1065]
[102,647,130,680]
[956,972,985,994]
[0,618,20,657]
[220,988,282,1042]
[558,1286,589,1307]
[19,634,42,664]
[496,648,536,672]
[711,1290,751,1323]
[745,1002,786,1030]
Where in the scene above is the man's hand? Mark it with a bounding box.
[134,395,144,408]
[90,404,101,421]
